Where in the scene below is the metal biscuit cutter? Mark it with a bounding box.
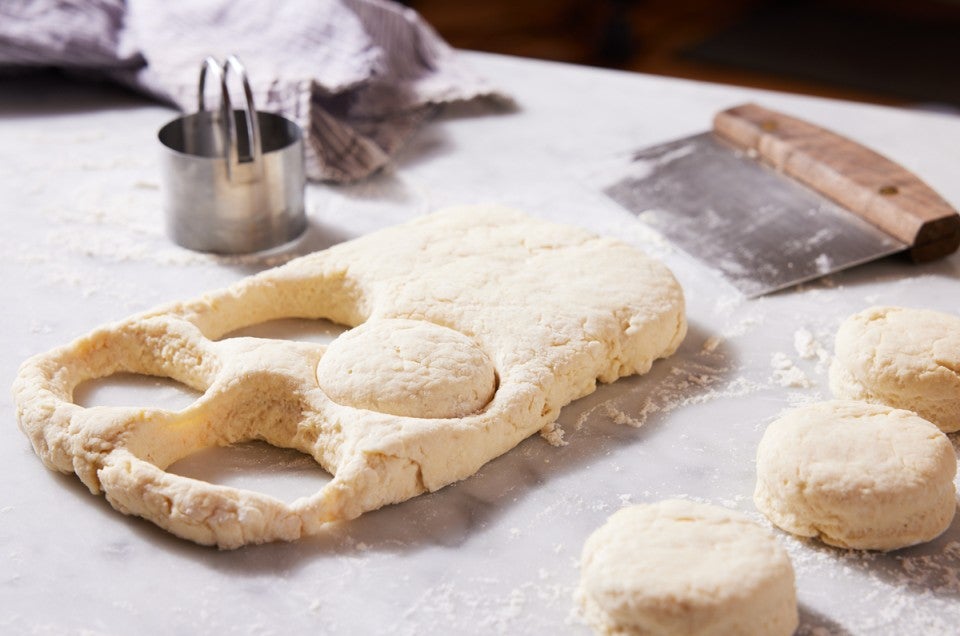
[158,55,306,254]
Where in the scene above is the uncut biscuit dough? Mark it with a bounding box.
[13,206,687,548]
[755,400,956,551]
[829,305,960,433]
[576,500,798,636]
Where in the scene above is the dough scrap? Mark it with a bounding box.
[12,206,686,548]
[755,400,956,551]
[829,305,960,433]
[576,499,798,636]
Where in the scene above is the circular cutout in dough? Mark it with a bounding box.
[576,500,798,636]
[316,318,496,419]
[829,305,960,433]
[755,400,956,551]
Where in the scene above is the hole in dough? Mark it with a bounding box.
[220,318,348,344]
[73,373,202,411]
[166,441,333,503]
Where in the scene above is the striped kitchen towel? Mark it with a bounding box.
[0,0,509,182]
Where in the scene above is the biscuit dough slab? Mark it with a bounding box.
[13,206,687,548]
[755,400,956,551]
[829,305,960,433]
[576,500,798,636]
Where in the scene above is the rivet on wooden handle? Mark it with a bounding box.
[713,103,960,262]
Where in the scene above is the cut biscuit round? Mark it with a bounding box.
[316,318,497,419]
[576,499,798,636]
[755,400,957,551]
[829,305,960,433]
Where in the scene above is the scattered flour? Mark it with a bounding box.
[728,502,960,635]
[713,293,745,317]
[600,403,646,428]
[608,215,674,259]
[29,321,53,335]
[788,537,960,635]
[793,328,820,360]
[575,356,765,431]
[539,421,568,447]
[701,335,723,353]
[721,315,762,339]
[570,315,839,432]
[20,191,306,280]
[813,253,833,273]
[42,225,299,269]
[398,574,575,635]
[793,327,832,373]
[770,352,814,388]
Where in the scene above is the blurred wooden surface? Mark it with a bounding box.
[409,0,960,109]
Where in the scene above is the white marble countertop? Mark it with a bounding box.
[1,52,959,635]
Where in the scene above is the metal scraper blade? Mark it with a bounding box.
[605,132,908,297]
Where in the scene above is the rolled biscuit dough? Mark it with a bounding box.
[829,305,960,433]
[576,500,798,636]
[13,206,686,548]
[755,400,956,551]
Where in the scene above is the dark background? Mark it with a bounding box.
[408,0,960,111]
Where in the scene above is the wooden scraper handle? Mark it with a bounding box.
[713,103,960,262]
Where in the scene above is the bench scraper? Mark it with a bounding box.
[605,103,960,297]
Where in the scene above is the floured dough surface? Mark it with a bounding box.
[13,206,686,548]
[576,499,798,636]
[829,305,960,433]
[755,400,956,551]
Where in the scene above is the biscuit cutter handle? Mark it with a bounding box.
[198,55,263,180]
[713,103,960,262]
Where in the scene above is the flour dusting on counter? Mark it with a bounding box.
[786,537,960,634]
[398,573,576,635]
[575,357,764,431]
[726,503,960,635]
